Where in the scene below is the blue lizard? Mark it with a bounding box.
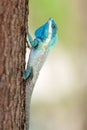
[23,18,58,80]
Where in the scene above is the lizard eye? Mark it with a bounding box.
[51,24,56,29]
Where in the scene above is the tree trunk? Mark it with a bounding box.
[0,0,28,130]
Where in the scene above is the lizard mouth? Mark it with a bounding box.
[48,18,58,31]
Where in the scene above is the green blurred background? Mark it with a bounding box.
[27,0,87,130]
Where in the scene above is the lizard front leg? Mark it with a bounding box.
[23,32,40,80]
[27,32,39,48]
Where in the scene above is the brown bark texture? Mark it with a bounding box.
[0,0,28,130]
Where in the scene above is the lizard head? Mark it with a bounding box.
[34,18,58,43]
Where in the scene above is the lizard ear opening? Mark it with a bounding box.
[34,22,49,41]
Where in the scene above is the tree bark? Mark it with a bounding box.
[0,0,28,130]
